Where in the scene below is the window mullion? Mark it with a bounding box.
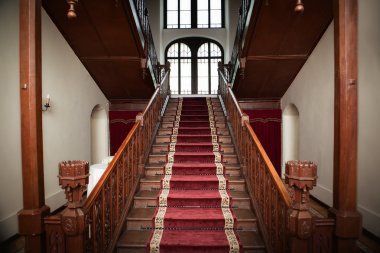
[208,0,211,28]
[192,0,197,29]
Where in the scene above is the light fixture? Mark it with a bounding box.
[67,0,78,19]
[295,0,304,13]
[42,94,51,111]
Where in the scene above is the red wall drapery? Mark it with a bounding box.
[244,110,282,175]
[109,111,140,155]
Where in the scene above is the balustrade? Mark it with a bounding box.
[44,62,170,253]
[218,69,334,253]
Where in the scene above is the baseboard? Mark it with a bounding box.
[311,188,380,238]
[0,211,18,242]
[358,204,380,238]
[0,190,65,243]
[311,183,333,206]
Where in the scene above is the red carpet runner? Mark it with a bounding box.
[148,97,241,253]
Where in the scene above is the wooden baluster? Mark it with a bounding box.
[285,161,317,253]
[58,160,89,253]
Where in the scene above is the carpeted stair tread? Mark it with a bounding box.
[158,230,236,247]
[142,175,242,182]
[118,231,265,250]
[161,175,227,189]
[172,151,217,156]
[128,207,255,222]
[136,189,249,199]
[160,189,231,207]
[156,207,237,230]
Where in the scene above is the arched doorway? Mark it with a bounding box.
[166,37,224,95]
[91,105,109,164]
[282,103,300,177]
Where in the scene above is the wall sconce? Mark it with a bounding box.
[42,94,51,111]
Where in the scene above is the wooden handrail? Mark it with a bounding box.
[43,63,170,253]
[218,68,334,253]
[228,86,244,118]
[83,122,140,208]
[218,68,292,252]
[244,120,292,207]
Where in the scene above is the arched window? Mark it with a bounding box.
[167,42,192,94]
[166,38,224,95]
[164,0,224,29]
[197,42,222,94]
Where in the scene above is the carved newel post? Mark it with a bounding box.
[59,160,89,251]
[285,161,317,253]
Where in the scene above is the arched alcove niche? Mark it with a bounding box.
[282,103,300,177]
[90,105,109,164]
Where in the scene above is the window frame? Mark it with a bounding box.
[164,0,225,29]
[165,38,224,95]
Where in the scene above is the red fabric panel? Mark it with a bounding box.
[109,111,140,155]
[244,110,282,175]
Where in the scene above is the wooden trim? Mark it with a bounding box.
[329,0,362,252]
[246,55,308,61]
[18,0,50,252]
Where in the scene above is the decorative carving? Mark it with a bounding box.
[58,160,88,237]
[59,160,89,208]
[285,160,317,239]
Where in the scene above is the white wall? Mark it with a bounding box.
[282,104,300,178]
[91,105,110,164]
[0,0,109,241]
[146,0,240,63]
[281,0,380,237]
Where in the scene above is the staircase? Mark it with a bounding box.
[117,97,265,252]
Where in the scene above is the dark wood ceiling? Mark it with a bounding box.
[233,0,333,99]
[42,0,155,100]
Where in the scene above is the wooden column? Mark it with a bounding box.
[329,0,362,252]
[18,0,50,252]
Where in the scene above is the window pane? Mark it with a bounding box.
[181,59,192,94]
[181,0,191,10]
[180,11,191,28]
[198,59,209,94]
[210,0,221,10]
[197,43,208,57]
[167,0,178,10]
[211,59,219,94]
[169,59,179,94]
[180,43,191,57]
[197,0,208,10]
[167,43,179,57]
[210,43,222,57]
[210,10,222,28]
[167,11,178,28]
[197,10,209,28]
